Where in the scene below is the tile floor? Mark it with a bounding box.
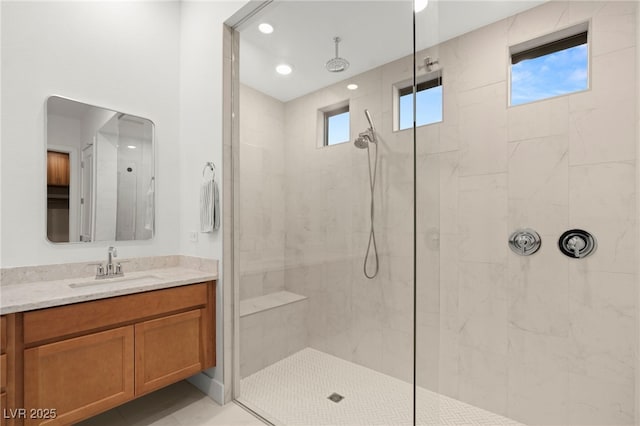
[240,348,525,426]
[78,348,525,426]
[77,381,266,426]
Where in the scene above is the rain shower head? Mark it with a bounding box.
[326,37,349,73]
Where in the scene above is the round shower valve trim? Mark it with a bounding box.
[558,229,596,259]
[508,229,541,256]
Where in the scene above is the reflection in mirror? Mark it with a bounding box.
[46,96,154,243]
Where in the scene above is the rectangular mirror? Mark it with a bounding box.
[46,96,155,243]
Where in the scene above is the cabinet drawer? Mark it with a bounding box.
[24,326,134,426]
[24,283,208,346]
[135,310,204,396]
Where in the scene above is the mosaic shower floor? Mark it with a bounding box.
[239,348,524,426]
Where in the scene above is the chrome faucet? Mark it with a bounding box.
[94,246,124,279]
[107,246,117,275]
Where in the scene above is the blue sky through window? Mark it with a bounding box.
[327,111,349,145]
[399,85,443,130]
[511,44,588,105]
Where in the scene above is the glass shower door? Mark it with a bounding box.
[230,1,425,424]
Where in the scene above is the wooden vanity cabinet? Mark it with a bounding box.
[23,327,134,426]
[2,314,24,426]
[135,309,205,396]
[5,280,215,426]
[1,315,7,426]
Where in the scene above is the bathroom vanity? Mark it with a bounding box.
[0,258,217,426]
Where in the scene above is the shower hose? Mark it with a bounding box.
[363,139,379,279]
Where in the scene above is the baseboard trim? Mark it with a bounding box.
[187,372,225,405]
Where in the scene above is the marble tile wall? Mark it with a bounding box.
[431,2,637,424]
[238,84,287,300]
[239,1,637,424]
[281,55,419,384]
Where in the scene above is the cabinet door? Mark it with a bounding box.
[1,392,6,426]
[46,152,70,186]
[1,316,6,354]
[135,310,204,396]
[24,326,134,426]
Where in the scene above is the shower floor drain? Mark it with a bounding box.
[328,393,344,403]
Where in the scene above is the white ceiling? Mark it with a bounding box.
[238,0,545,102]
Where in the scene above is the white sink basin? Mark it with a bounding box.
[69,274,161,289]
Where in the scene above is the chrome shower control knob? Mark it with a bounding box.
[509,229,541,256]
[559,229,596,258]
[566,236,586,257]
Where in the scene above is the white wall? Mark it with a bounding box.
[178,0,246,398]
[81,108,115,149]
[1,1,181,267]
[179,1,243,260]
[94,131,118,241]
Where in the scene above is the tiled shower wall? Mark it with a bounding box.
[240,1,638,424]
[282,54,424,386]
[433,2,637,424]
[239,84,287,300]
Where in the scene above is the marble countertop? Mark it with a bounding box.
[0,266,217,315]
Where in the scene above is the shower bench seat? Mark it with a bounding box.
[239,291,308,378]
[239,290,307,317]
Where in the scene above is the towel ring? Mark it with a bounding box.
[203,162,215,178]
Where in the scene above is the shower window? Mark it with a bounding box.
[324,105,350,146]
[396,74,442,131]
[510,22,589,106]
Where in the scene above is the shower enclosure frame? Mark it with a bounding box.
[222,0,278,408]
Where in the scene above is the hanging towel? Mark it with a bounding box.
[144,177,155,232]
[200,179,213,233]
[213,176,220,231]
[200,163,220,233]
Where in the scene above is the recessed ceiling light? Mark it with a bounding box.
[415,0,428,12]
[276,64,292,75]
[347,84,358,90]
[127,145,136,149]
[259,23,274,34]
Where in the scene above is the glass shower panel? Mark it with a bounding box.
[233,1,421,424]
[413,2,442,425]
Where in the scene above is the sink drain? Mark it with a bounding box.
[328,393,344,403]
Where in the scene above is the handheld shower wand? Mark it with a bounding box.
[364,109,375,132]
[354,109,379,279]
